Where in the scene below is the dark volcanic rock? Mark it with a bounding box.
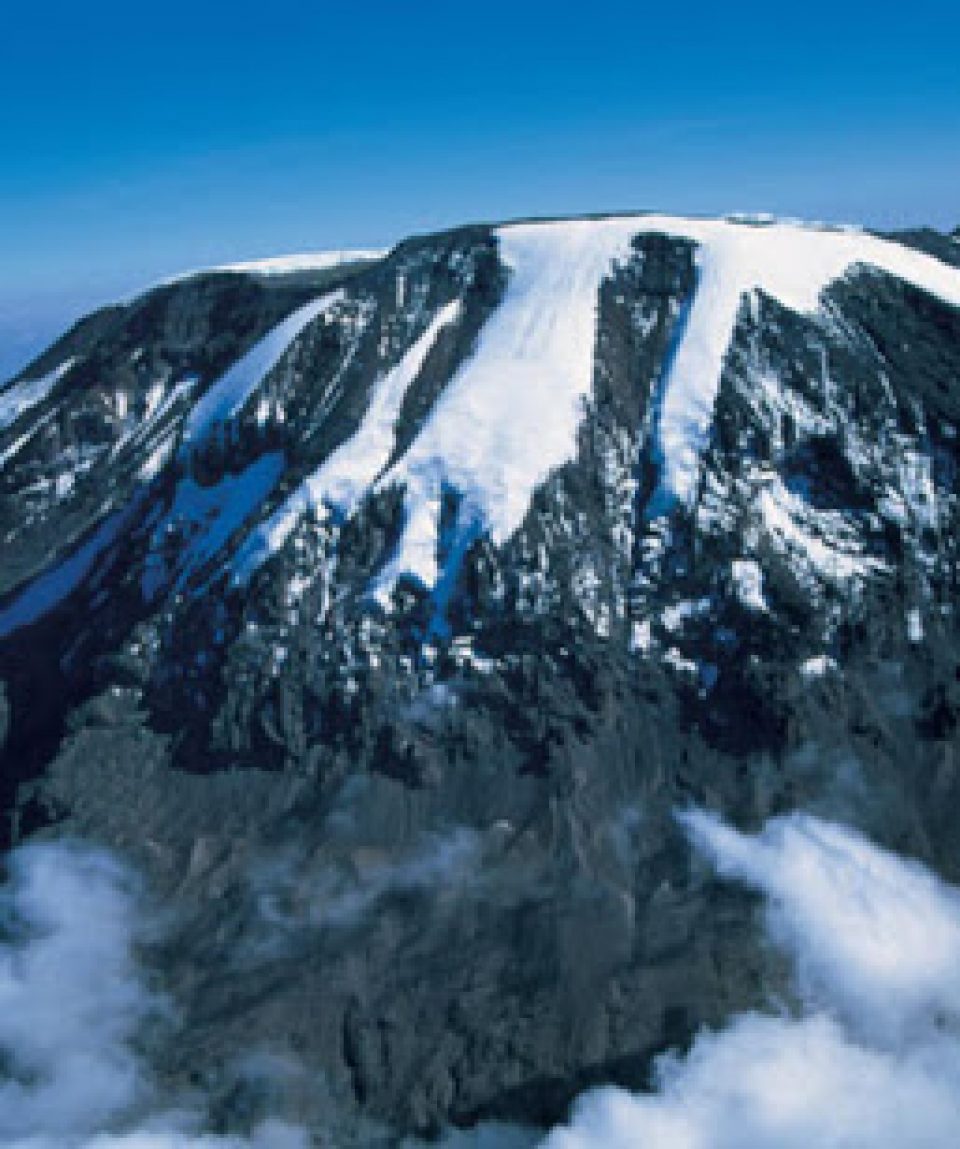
[1,216,959,1141]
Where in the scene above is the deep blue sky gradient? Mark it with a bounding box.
[2,0,958,378]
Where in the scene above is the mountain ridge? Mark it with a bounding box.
[5,211,958,392]
[1,211,960,1141]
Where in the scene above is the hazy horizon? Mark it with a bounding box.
[2,0,958,380]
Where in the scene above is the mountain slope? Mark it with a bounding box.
[1,214,960,1141]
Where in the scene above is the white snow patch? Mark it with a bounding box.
[800,654,838,680]
[749,367,832,457]
[134,379,196,445]
[758,474,883,583]
[234,299,462,584]
[366,216,960,598]
[150,249,387,293]
[907,607,924,644]
[110,378,197,467]
[0,358,74,431]
[143,380,165,419]
[449,635,498,674]
[731,558,766,612]
[630,618,654,653]
[638,216,960,509]
[180,294,343,454]
[891,447,939,532]
[661,597,712,633]
[207,249,387,276]
[139,437,175,482]
[377,218,643,593]
[663,647,699,680]
[0,407,59,470]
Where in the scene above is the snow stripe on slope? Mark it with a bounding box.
[374,216,960,597]
[233,299,463,583]
[637,217,960,508]
[180,293,343,455]
[0,408,60,471]
[0,358,75,431]
[374,218,643,593]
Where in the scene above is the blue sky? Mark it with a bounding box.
[1,0,958,378]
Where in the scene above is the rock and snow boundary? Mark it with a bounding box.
[273,215,960,599]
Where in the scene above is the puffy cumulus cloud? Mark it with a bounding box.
[0,838,309,1149]
[537,811,960,1149]
[540,1011,960,1149]
[0,840,152,1140]
[681,810,960,1045]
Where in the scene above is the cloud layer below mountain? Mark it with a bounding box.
[0,839,306,1149]
[5,811,960,1147]
[540,811,960,1149]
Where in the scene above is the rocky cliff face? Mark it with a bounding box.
[1,216,959,1142]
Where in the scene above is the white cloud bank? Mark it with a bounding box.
[0,841,150,1141]
[8,812,960,1148]
[0,839,306,1149]
[540,811,960,1149]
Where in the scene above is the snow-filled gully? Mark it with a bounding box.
[370,217,960,600]
[10,216,960,636]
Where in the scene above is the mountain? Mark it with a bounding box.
[1,214,960,1142]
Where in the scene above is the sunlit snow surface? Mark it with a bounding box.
[640,217,960,509]
[154,248,388,292]
[6,217,960,632]
[180,292,343,454]
[211,249,388,276]
[366,216,960,597]
[376,219,643,591]
[234,299,463,584]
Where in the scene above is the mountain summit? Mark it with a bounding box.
[2,214,960,1139]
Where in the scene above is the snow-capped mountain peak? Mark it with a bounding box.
[2,210,960,1143]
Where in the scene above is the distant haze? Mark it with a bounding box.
[1,0,958,375]
[0,293,93,383]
